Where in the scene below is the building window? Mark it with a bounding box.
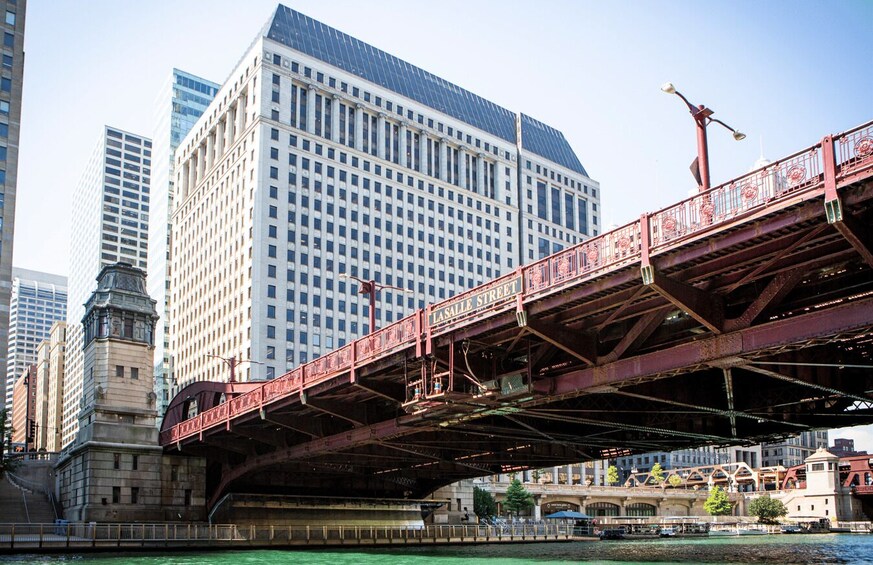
[115,365,124,378]
[132,455,138,470]
[5,11,15,26]
[130,487,139,504]
[113,453,120,469]
[0,77,10,92]
[130,367,138,380]
[112,486,121,504]
[184,489,192,506]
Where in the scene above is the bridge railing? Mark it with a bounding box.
[835,120,873,179]
[162,119,873,446]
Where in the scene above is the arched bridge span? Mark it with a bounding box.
[161,121,873,509]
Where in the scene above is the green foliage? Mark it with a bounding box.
[473,486,497,520]
[650,462,665,484]
[748,496,788,524]
[704,485,733,516]
[607,465,620,486]
[504,478,534,517]
[0,409,19,479]
[667,474,683,488]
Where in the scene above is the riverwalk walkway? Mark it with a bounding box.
[0,522,587,553]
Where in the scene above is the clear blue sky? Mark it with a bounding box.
[12,0,873,446]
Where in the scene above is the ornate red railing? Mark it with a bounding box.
[161,120,873,447]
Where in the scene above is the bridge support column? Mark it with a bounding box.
[553,467,560,484]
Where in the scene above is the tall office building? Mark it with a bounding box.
[148,69,218,419]
[0,0,26,410]
[4,268,66,410]
[33,321,65,451]
[62,127,151,448]
[171,5,600,388]
[761,430,829,468]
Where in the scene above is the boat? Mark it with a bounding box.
[599,529,626,540]
[708,528,739,537]
[780,525,803,534]
[659,527,677,538]
[737,527,768,535]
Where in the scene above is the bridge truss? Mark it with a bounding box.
[162,121,873,508]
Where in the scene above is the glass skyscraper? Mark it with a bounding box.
[4,268,66,410]
[0,0,26,410]
[148,69,218,419]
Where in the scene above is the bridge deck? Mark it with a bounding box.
[161,120,873,506]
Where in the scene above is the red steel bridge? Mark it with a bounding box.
[162,120,873,509]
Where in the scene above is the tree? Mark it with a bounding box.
[0,409,19,479]
[650,462,665,484]
[667,474,683,488]
[607,465,620,486]
[748,497,788,524]
[503,478,534,518]
[473,486,497,520]
[704,485,733,516]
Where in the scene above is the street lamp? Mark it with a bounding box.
[661,82,746,192]
[339,273,412,334]
[206,354,263,383]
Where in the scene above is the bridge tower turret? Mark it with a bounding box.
[56,263,204,522]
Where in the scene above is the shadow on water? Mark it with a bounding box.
[2,534,873,564]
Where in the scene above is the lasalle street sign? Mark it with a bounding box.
[429,275,523,326]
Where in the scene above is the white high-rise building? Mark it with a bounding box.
[4,268,66,409]
[62,126,151,448]
[171,5,600,389]
[148,69,218,420]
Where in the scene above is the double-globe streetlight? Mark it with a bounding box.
[206,354,263,383]
[661,82,746,192]
[339,273,412,334]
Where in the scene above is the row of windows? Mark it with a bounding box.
[268,55,508,159]
[278,80,505,201]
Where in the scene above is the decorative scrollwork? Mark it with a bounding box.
[855,136,873,157]
[786,165,806,186]
[662,216,677,232]
[586,246,599,263]
[617,236,631,251]
[741,184,759,200]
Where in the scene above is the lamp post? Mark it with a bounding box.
[661,82,746,192]
[206,354,263,383]
[339,273,412,334]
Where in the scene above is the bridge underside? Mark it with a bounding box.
[165,147,873,508]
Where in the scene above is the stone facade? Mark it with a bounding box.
[56,263,205,522]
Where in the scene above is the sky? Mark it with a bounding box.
[11,0,873,448]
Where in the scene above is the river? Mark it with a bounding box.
[2,534,872,564]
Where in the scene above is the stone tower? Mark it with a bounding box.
[57,263,205,522]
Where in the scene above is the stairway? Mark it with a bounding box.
[0,475,58,523]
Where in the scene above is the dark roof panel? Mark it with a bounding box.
[265,5,588,176]
[521,114,588,176]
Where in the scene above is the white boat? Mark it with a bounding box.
[737,527,768,535]
[708,528,739,537]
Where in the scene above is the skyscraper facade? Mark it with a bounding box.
[62,127,151,448]
[4,268,66,410]
[761,430,829,468]
[171,5,600,389]
[148,69,218,419]
[0,0,26,410]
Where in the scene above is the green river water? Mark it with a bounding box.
[2,533,873,564]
